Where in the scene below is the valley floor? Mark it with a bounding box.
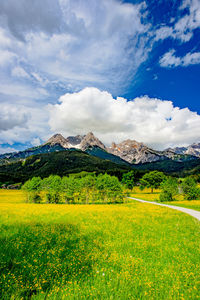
[0,190,199,299]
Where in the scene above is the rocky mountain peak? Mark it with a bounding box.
[46,133,69,148]
[80,132,106,151]
[107,139,163,164]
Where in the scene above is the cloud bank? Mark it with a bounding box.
[49,87,200,150]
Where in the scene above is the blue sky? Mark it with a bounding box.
[0,0,200,152]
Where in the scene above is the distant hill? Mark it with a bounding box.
[134,158,200,176]
[0,144,66,165]
[0,149,135,184]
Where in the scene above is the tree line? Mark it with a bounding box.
[22,170,200,204]
[22,172,124,204]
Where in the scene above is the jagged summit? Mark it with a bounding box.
[107,139,163,164]
[45,132,106,152]
[80,132,106,151]
[46,134,69,148]
[170,142,200,157]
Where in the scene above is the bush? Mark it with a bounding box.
[181,177,200,200]
[184,186,200,200]
[159,177,178,202]
[29,192,42,203]
[160,191,174,202]
[45,191,61,204]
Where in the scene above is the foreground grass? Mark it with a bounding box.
[0,191,200,299]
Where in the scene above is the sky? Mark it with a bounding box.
[0,0,200,152]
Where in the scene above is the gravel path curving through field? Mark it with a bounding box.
[128,197,200,221]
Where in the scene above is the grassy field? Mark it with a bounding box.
[0,190,200,299]
[0,189,26,203]
[130,187,200,211]
[130,187,161,202]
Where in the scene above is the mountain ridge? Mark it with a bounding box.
[0,132,199,166]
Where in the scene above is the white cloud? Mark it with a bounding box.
[31,137,41,147]
[0,104,29,131]
[0,0,63,40]
[0,83,49,99]
[0,0,150,95]
[48,87,200,150]
[0,49,16,66]
[183,52,200,65]
[0,146,17,155]
[11,66,30,78]
[0,102,49,145]
[155,0,200,43]
[159,49,200,67]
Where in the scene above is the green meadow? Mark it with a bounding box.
[0,190,199,299]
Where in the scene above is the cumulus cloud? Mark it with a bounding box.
[0,104,29,131]
[160,49,200,67]
[48,87,200,150]
[0,103,49,146]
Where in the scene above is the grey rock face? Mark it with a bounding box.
[185,143,200,157]
[80,132,106,151]
[168,143,200,157]
[107,139,165,164]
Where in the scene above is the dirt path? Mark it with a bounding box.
[128,197,200,221]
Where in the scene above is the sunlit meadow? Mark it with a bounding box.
[0,190,199,299]
[130,187,200,211]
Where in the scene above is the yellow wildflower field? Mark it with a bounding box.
[0,190,199,299]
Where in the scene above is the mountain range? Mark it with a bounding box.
[0,132,200,166]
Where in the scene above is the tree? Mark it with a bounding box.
[43,175,62,203]
[159,177,178,202]
[22,177,42,203]
[61,176,80,203]
[181,177,200,200]
[121,171,135,189]
[140,171,165,193]
[96,174,123,203]
[80,175,96,204]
